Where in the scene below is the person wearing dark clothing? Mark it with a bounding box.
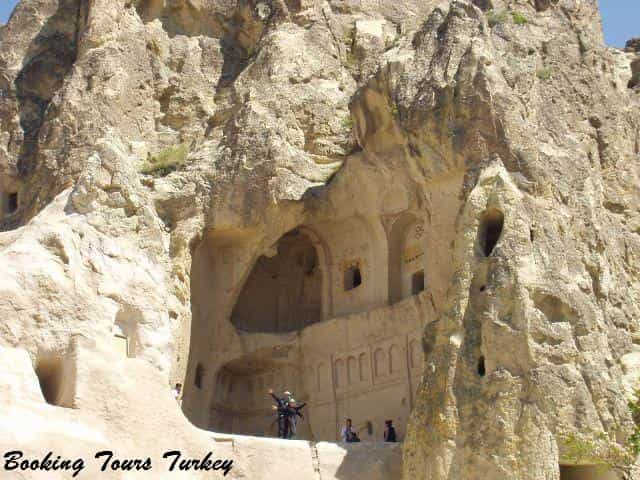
[286,399,306,439]
[269,389,290,438]
[384,420,397,442]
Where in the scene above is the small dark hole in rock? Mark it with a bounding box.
[353,269,362,287]
[479,209,504,257]
[471,0,492,11]
[344,265,362,291]
[7,193,18,213]
[477,356,486,377]
[479,285,486,292]
[412,270,425,295]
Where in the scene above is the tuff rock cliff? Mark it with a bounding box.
[0,0,639,479]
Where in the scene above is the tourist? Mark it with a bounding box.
[268,389,290,438]
[383,420,397,442]
[173,383,182,405]
[340,418,358,442]
[286,397,306,439]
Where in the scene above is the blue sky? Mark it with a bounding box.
[599,2,639,47]
[0,0,637,46]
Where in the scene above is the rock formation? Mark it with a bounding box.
[0,0,638,479]
[626,38,640,53]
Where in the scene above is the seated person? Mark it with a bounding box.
[384,420,397,442]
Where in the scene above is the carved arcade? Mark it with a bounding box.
[188,211,430,441]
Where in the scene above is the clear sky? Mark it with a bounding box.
[0,0,638,47]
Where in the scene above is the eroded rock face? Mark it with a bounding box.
[0,0,639,479]
[393,2,640,480]
[626,38,640,53]
[0,341,403,479]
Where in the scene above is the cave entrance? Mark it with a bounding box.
[231,229,322,333]
[1,191,18,216]
[209,350,310,438]
[35,354,75,407]
[559,465,620,480]
[7,192,18,214]
[36,356,64,405]
[478,209,504,257]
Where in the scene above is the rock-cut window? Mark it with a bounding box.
[7,193,18,213]
[412,270,425,295]
[479,209,504,257]
[344,265,362,291]
[1,191,18,216]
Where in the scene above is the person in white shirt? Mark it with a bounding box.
[173,383,182,406]
[340,418,357,442]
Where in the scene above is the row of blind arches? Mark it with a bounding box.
[316,340,422,391]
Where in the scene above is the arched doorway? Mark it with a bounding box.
[208,348,312,438]
[388,213,426,304]
[231,229,324,333]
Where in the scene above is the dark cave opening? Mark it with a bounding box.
[479,209,504,257]
[477,356,486,377]
[344,265,362,291]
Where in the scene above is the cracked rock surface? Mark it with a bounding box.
[0,0,639,479]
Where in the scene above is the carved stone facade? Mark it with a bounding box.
[182,204,447,441]
[2,0,639,477]
[301,307,426,441]
[179,164,465,442]
[204,286,429,442]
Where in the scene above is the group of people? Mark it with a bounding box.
[340,418,397,443]
[269,389,397,443]
[268,389,307,439]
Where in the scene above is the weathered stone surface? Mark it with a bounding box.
[0,0,639,479]
[626,38,640,53]
[1,342,400,479]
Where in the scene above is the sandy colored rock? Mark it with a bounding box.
[0,0,639,479]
